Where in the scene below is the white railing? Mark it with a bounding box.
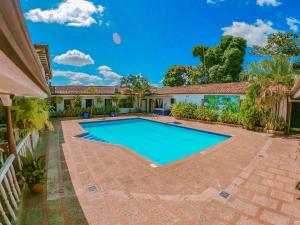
[0,155,21,225]
[15,133,32,170]
[0,131,39,225]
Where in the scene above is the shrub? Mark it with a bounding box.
[194,107,218,121]
[264,116,286,131]
[219,109,240,124]
[56,107,108,117]
[240,84,263,129]
[171,102,197,118]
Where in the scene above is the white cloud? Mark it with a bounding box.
[53,70,102,82]
[256,0,281,7]
[287,17,300,32]
[99,70,122,80]
[69,80,82,85]
[53,50,94,66]
[98,65,112,71]
[222,19,277,46]
[25,0,105,27]
[98,66,122,81]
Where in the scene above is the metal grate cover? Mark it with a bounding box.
[219,191,230,199]
[87,185,97,193]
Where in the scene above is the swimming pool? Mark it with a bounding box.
[79,118,230,165]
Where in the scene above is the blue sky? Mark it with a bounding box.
[21,0,299,86]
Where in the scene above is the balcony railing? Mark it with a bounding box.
[0,132,39,225]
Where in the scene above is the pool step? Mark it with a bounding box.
[80,133,107,143]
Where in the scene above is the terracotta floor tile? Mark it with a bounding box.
[59,116,300,225]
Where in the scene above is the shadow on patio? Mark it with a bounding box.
[15,119,88,225]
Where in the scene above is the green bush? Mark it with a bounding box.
[219,109,240,124]
[194,107,218,121]
[240,84,263,129]
[56,107,109,117]
[171,102,244,125]
[171,102,197,118]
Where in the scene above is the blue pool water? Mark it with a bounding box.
[79,118,230,165]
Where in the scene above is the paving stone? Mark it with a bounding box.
[67,198,84,216]
[72,218,89,225]
[255,170,274,179]
[276,175,296,184]
[252,194,278,210]
[149,205,178,225]
[268,168,286,176]
[244,182,269,194]
[25,207,43,225]
[64,180,76,197]
[231,198,258,217]
[48,199,61,209]
[281,203,300,218]
[48,212,65,225]
[236,216,263,225]
[48,158,58,169]
[47,177,60,194]
[260,210,290,225]
[271,190,294,202]
[261,179,284,189]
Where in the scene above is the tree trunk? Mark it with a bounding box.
[5,106,16,156]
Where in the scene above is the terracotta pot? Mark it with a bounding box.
[29,183,44,194]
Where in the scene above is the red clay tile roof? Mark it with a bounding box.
[155,82,249,95]
[50,86,117,95]
[51,82,249,96]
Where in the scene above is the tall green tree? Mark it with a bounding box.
[251,32,300,57]
[120,74,152,111]
[192,35,247,83]
[241,32,300,130]
[162,66,187,87]
[162,65,205,87]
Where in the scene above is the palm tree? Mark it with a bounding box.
[120,74,152,111]
[96,96,104,107]
[12,97,53,148]
[72,95,82,108]
[110,93,122,112]
[246,56,297,119]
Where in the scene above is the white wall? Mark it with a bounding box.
[271,97,288,121]
[293,89,300,99]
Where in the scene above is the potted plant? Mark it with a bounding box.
[18,149,46,194]
[110,94,122,117]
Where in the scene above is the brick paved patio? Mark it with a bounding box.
[60,116,300,225]
[18,120,88,225]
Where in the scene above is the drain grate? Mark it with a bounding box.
[219,191,230,199]
[87,185,97,193]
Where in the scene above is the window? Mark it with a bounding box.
[86,99,93,108]
[119,99,133,108]
[171,98,176,105]
[155,99,163,108]
[64,99,71,109]
[105,99,112,108]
